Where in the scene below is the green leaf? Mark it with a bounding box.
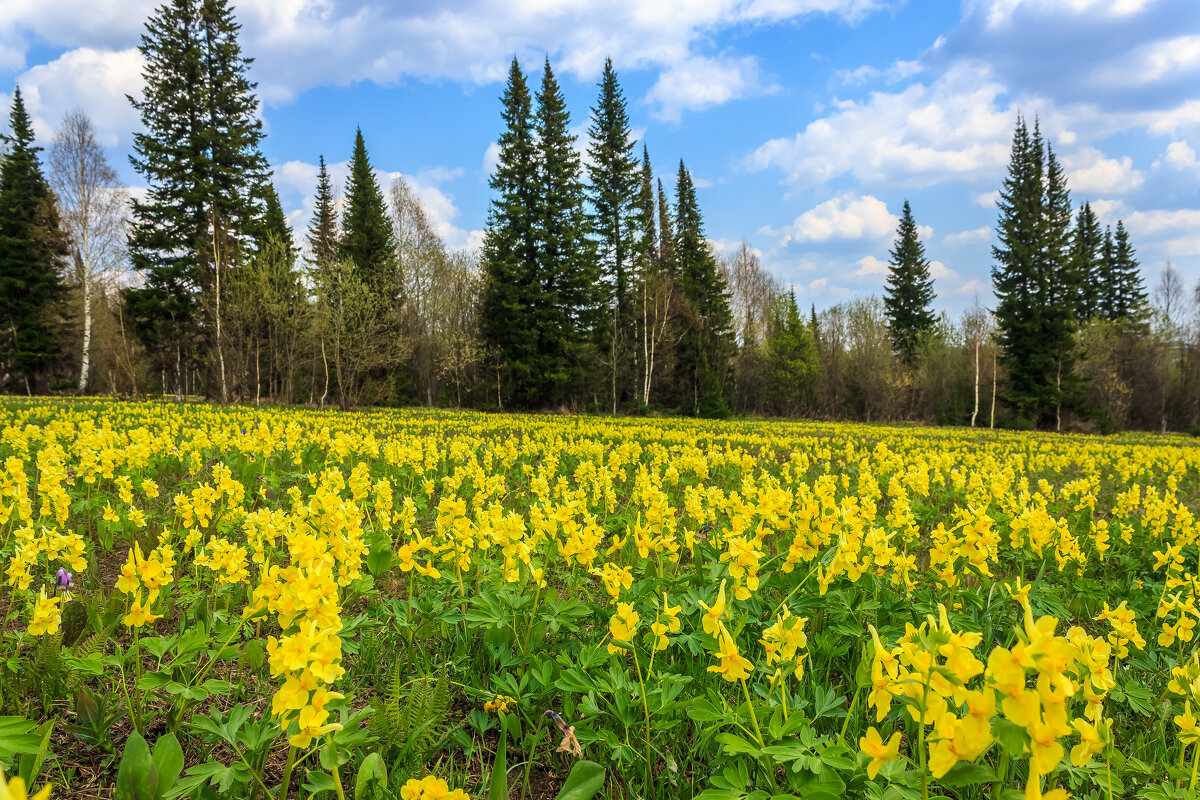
[936,762,996,787]
[715,732,762,756]
[239,640,265,671]
[152,733,185,798]
[553,760,605,800]
[355,752,388,800]
[993,718,1029,756]
[488,713,508,800]
[16,718,54,786]
[693,791,745,800]
[303,769,341,795]
[0,717,43,761]
[115,731,160,800]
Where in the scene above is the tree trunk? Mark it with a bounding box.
[990,346,996,429]
[77,251,92,393]
[213,218,228,403]
[320,338,330,407]
[970,337,979,428]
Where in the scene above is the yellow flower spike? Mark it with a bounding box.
[698,580,727,638]
[707,623,753,682]
[1175,699,1200,744]
[27,589,61,637]
[123,593,162,629]
[0,767,51,800]
[858,726,901,779]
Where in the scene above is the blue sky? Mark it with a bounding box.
[3,0,1199,315]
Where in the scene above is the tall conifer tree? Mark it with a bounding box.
[1041,145,1082,427]
[481,57,540,405]
[1104,221,1146,323]
[533,57,599,405]
[673,160,735,416]
[883,200,936,364]
[306,155,339,268]
[656,179,677,275]
[992,115,1050,423]
[635,146,657,269]
[0,88,69,391]
[126,0,268,397]
[340,128,397,298]
[587,58,638,408]
[1069,202,1103,319]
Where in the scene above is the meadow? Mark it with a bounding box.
[0,398,1198,800]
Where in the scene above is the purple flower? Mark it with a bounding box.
[55,568,73,590]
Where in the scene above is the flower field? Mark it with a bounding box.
[1,399,1199,800]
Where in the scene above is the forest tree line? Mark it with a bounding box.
[2,0,1199,432]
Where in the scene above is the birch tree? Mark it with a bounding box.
[49,111,129,393]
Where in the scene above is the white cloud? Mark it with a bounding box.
[1091,34,1200,87]
[929,259,956,280]
[853,255,888,276]
[274,155,475,250]
[1155,140,1199,170]
[481,142,501,181]
[1122,208,1200,238]
[836,59,922,86]
[944,226,991,246]
[974,190,1001,208]
[1062,146,1144,195]
[645,53,777,122]
[15,47,144,146]
[778,194,895,245]
[1,0,883,120]
[1145,100,1200,138]
[981,0,1153,29]
[747,64,1016,188]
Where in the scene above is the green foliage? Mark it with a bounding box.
[554,760,605,800]
[126,0,269,395]
[991,116,1082,427]
[673,161,736,417]
[481,57,540,407]
[340,128,398,298]
[766,290,819,416]
[370,663,452,765]
[0,87,70,390]
[883,200,936,366]
[115,731,184,800]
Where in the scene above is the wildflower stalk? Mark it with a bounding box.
[739,677,778,792]
[1190,740,1200,795]
[630,646,655,795]
[278,745,297,800]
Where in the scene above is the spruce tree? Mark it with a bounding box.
[1107,221,1146,323]
[882,200,936,365]
[533,57,600,406]
[1041,144,1082,427]
[586,58,638,408]
[340,128,397,298]
[126,0,268,397]
[673,160,735,416]
[481,58,540,407]
[258,182,295,258]
[635,146,657,269]
[633,146,662,407]
[992,114,1049,424]
[1069,202,1103,319]
[307,155,339,268]
[0,88,70,391]
[766,289,818,415]
[656,179,677,274]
